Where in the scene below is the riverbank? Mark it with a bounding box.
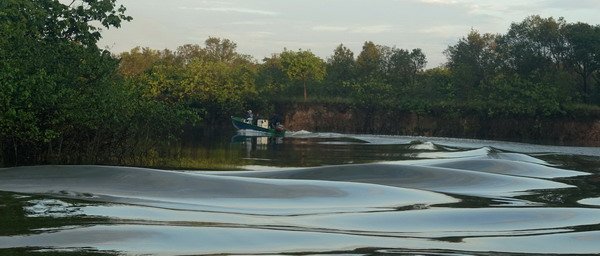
[279,103,600,146]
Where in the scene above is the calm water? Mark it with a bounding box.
[1,131,600,255]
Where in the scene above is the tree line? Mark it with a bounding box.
[119,16,600,119]
[1,0,197,166]
[1,0,599,166]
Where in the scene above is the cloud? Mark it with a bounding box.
[229,21,272,26]
[312,25,393,34]
[419,0,461,5]
[178,6,279,16]
[417,0,530,16]
[542,0,600,10]
[418,25,470,37]
[311,26,349,32]
[351,25,393,34]
[100,0,600,68]
[248,31,275,38]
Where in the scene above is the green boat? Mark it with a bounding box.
[231,116,286,136]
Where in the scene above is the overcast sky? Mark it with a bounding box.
[98,0,600,68]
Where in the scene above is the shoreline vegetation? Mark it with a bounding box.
[1,0,600,168]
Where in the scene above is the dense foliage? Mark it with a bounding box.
[252,16,600,118]
[1,0,599,167]
[0,0,196,166]
[118,38,259,123]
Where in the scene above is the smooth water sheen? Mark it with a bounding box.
[1,132,599,255]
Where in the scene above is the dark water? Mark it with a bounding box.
[1,131,600,255]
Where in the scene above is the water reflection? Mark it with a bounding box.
[579,197,600,206]
[1,133,600,255]
[232,134,283,151]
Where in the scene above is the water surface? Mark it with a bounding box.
[1,132,599,255]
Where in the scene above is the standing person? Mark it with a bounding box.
[246,110,254,124]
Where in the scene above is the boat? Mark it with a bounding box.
[231,116,286,136]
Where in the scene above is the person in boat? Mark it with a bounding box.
[269,114,283,129]
[245,110,254,124]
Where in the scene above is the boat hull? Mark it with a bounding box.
[231,116,285,136]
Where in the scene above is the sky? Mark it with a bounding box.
[97,0,600,68]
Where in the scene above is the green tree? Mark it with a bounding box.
[386,48,427,87]
[563,22,600,101]
[325,44,355,95]
[445,30,499,100]
[118,46,162,77]
[346,78,394,132]
[120,37,259,121]
[1,0,131,48]
[204,37,253,64]
[257,54,288,100]
[356,41,384,79]
[418,67,453,101]
[0,0,132,164]
[143,57,186,103]
[280,49,326,101]
[181,58,258,122]
[176,44,204,64]
[498,16,566,76]
[486,73,562,116]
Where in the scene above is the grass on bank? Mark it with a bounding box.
[118,147,249,171]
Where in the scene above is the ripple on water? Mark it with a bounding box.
[0,142,597,255]
[79,204,600,238]
[1,224,599,255]
[0,165,458,215]
[425,158,587,178]
[578,197,600,206]
[405,147,493,159]
[223,163,575,199]
[408,141,439,151]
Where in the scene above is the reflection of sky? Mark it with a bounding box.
[347,134,600,157]
[99,0,600,67]
[579,197,600,206]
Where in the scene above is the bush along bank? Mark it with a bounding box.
[279,102,600,146]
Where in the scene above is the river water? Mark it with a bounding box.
[1,131,600,255]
